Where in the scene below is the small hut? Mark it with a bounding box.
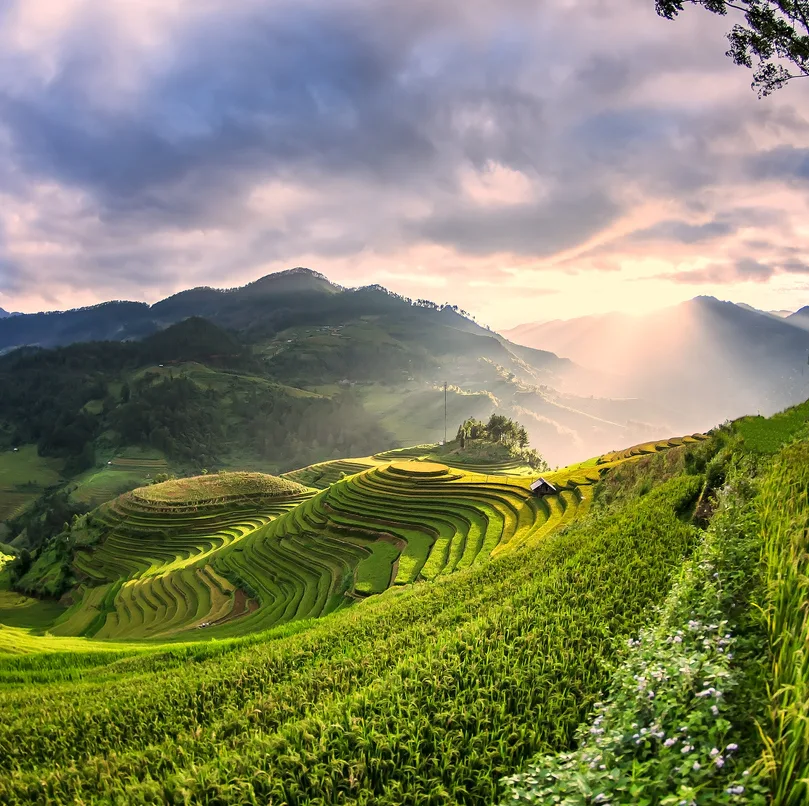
[529,477,556,497]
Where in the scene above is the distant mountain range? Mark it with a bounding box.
[736,303,794,319]
[504,296,809,433]
[3,272,808,465]
[0,268,674,468]
[0,268,340,351]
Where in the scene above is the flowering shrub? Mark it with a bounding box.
[501,473,769,805]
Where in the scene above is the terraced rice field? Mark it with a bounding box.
[373,445,437,460]
[0,491,38,522]
[284,444,535,489]
[207,459,597,637]
[0,445,63,521]
[22,434,699,644]
[58,474,313,639]
[597,433,708,464]
[440,455,533,474]
[375,444,535,475]
[282,458,382,488]
[72,451,170,508]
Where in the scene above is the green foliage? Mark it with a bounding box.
[733,400,809,454]
[501,469,768,806]
[448,413,549,471]
[595,441,694,509]
[656,0,809,96]
[756,442,809,805]
[457,413,529,449]
[15,536,74,599]
[6,488,88,553]
[112,376,223,463]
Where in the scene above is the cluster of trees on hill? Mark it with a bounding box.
[457,414,530,449]
[235,388,391,468]
[0,317,255,455]
[454,414,549,470]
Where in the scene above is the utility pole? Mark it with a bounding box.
[444,381,448,445]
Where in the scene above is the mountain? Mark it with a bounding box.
[504,296,809,433]
[0,300,155,353]
[787,305,809,330]
[736,302,793,319]
[0,268,341,351]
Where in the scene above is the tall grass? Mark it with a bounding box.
[501,466,769,806]
[758,443,809,805]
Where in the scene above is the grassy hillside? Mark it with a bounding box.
[5,432,691,642]
[3,403,809,803]
[0,436,706,804]
[0,445,63,523]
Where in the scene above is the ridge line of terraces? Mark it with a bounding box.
[125,490,313,514]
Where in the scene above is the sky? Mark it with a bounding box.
[0,0,807,330]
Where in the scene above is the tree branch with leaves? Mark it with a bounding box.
[656,0,809,95]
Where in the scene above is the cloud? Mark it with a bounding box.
[652,256,809,285]
[749,146,809,185]
[629,218,737,244]
[0,0,806,321]
[413,192,622,257]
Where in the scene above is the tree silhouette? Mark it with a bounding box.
[656,0,809,95]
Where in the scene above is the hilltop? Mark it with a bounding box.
[788,305,809,329]
[131,471,308,504]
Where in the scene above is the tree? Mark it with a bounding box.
[656,0,809,95]
[517,426,529,449]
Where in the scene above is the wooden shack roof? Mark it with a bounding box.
[529,477,556,492]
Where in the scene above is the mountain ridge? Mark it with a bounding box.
[503,295,809,432]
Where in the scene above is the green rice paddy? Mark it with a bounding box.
[71,448,170,508]
[0,454,705,804]
[0,445,63,520]
[3,434,698,649]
